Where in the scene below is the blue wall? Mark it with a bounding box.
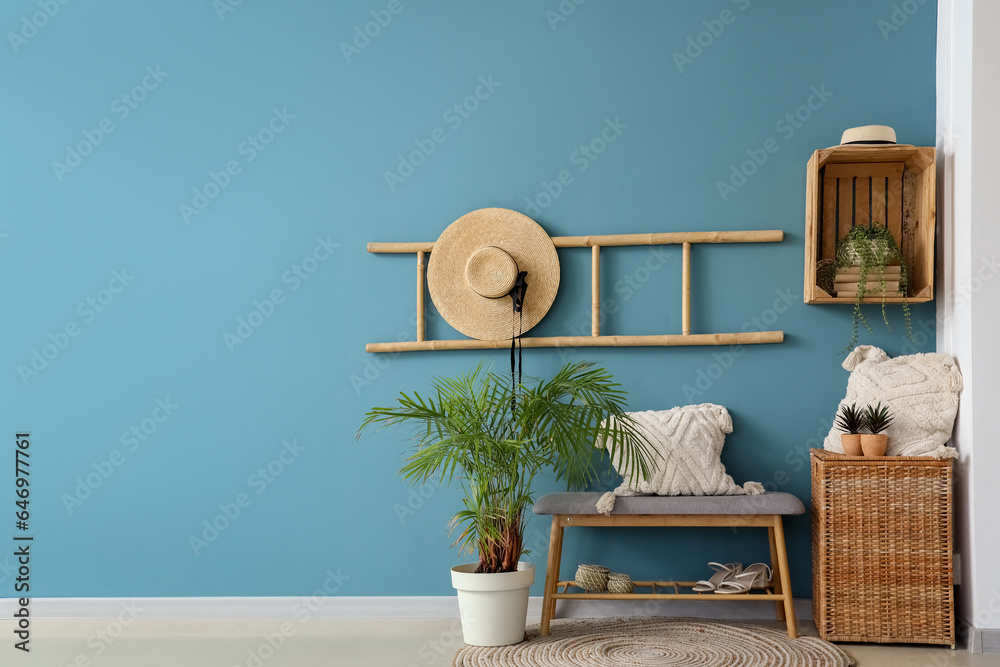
[2,0,936,598]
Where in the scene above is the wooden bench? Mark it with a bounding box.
[532,491,805,638]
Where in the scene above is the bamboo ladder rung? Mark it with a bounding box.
[366,230,784,254]
[365,332,784,353]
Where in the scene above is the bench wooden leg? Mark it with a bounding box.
[540,516,564,636]
[772,515,798,639]
[767,524,785,622]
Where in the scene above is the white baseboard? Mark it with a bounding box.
[963,622,1000,654]
[1,596,812,622]
[984,628,1000,654]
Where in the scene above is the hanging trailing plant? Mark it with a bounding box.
[833,224,914,352]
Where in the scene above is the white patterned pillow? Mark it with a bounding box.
[823,346,963,457]
[595,404,762,514]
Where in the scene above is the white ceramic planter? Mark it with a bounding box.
[451,561,535,646]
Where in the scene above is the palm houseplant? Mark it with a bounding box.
[817,224,914,352]
[358,361,656,646]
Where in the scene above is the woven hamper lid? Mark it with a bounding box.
[427,208,560,341]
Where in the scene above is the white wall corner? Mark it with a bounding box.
[936,0,976,631]
[938,0,1000,636]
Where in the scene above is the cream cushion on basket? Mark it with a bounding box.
[595,403,762,515]
[823,345,963,457]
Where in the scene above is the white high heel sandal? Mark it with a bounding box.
[716,563,772,594]
[692,562,743,593]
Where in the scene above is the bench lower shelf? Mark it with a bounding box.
[554,580,784,601]
[537,511,799,639]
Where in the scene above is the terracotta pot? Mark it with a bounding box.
[840,433,863,456]
[860,434,888,457]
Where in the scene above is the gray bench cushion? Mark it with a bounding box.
[532,492,804,516]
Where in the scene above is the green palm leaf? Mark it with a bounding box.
[358,361,656,573]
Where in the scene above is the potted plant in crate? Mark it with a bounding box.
[821,224,914,352]
[834,403,865,456]
[862,402,893,457]
[358,361,655,646]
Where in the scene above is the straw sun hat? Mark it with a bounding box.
[829,125,913,148]
[427,208,560,341]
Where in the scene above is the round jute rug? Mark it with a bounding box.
[452,617,855,666]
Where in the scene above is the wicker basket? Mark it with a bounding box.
[811,449,955,647]
[575,564,610,592]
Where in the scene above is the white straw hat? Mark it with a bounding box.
[829,125,912,149]
[427,208,560,341]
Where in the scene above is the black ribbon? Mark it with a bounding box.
[508,271,527,411]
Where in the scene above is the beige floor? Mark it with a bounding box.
[3,617,998,666]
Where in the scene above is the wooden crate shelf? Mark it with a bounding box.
[804,146,936,304]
